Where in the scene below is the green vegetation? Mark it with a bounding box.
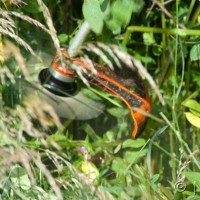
[0,0,200,199]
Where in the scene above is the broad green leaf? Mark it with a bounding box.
[103,130,116,142]
[124,149,147,164]
[112,157,127,175]
[184,172,200,189]
[190,44,200,61]
[105,19,121,34]
[131,0,145,13]
[185,112,200,128]
[190,109,200,117]
[182,99,200,113]
[0,131,12,145]
[122,138,146,149]
[58,34,69,44]
[143,32,155,45]
[105,0,133,34]
[83,0,104,34]
[140,56,156,64]
[104,0,144,34]
[10,166,31,191]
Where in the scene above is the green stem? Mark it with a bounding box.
[192,130,196,170]
[185,0,196,23]
[172,0,179,136]
[169,130,176,182]
[159,0,168,85]
[123,26,200,46]
[185,57,191,97]
[160,112,200,170]
[170,0,178,183]
[161,0,166,61]
[191,3,200,23]
[123,29,132,46]
[160,112,177,183]
[153,142,178,161]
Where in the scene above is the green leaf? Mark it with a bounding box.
[190,44,200,61]
[152,45,162,56]
[81,160,99,181]
[103,130,115,142]
[143,32,155,45]
[141,56,156,64]
[151,174,160,183]
[105,0,133,34]
[124,149,147,164]
[131,0,145,13]
[182,99,200,113]
[104,0,144,34]
[83,0,104,34]
[107,107,126,118]
[10,165,31,191]
[58,34,69,44]
[190,109,200,117]
[113,143,122,154]
[122,138,146,149]
[112,157,127,175]
[184,172,200,189]
[90,88,122,107]
[191,70,200,87]
[22,1,42,13]
[81,88,103,101]
[185,112,200,128]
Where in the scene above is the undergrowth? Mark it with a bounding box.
[0,0,200,200]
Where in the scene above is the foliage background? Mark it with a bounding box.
[0,0,200,199]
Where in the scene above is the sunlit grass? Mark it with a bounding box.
[0,0,200,200]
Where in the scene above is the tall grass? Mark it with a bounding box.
[0,0,200,200]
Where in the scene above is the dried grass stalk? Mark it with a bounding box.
[45,150,115,200]
[2,40,28,76]
[34,158,63,200]
[5,11,51,35]
[0,66,16,84]
[79,42,164,105]
[0,147,36,186]
[36,0,61,57]
[97,42,121,68]
[0,1,60,57]
[23,94,61,129]
[0,27,36,56]
[85,43,114,70]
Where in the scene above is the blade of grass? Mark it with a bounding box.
[146,125,168,192]
[185,0,197,23]
[160,112,200,171]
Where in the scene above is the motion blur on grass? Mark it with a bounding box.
[0,0,200,199]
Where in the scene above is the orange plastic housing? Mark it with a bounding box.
[50,48,151,138]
